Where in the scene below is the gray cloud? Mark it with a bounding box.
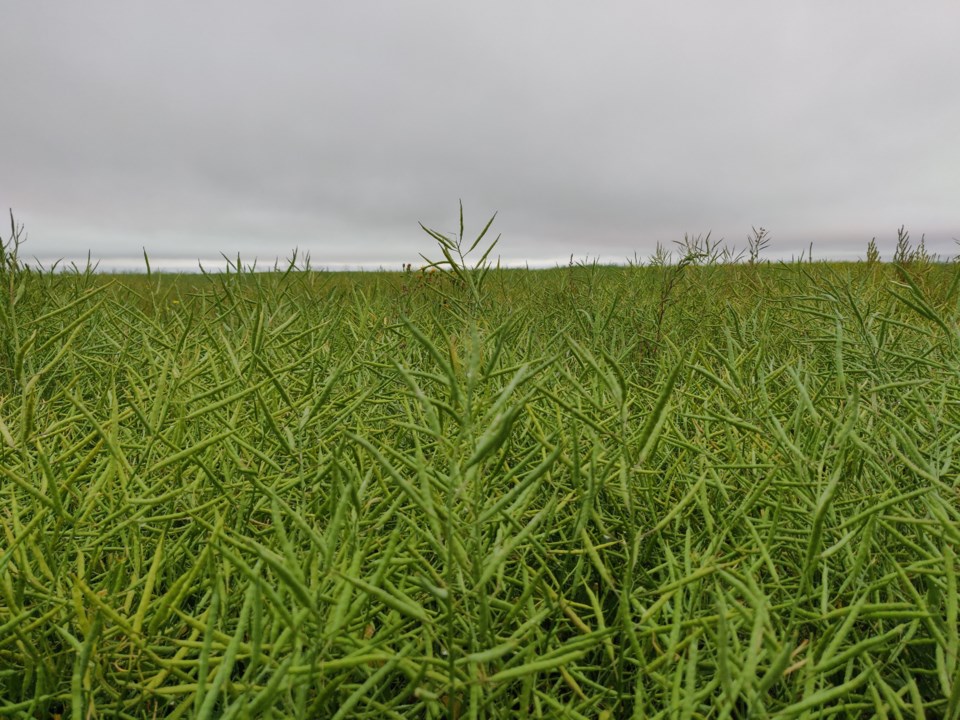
[2,1,958,268]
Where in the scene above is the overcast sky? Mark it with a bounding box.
[2,1,958,269]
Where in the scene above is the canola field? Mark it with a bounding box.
[1,222,959,717]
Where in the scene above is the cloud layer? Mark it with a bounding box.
[2,1,958,267]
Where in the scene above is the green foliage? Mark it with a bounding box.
[747,226,771,265]
[0,211,26,394]
[418,201,500,318]
[0,225,958,717]
[893,225,935,267]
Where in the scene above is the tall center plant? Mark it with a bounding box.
[361,205,568,708]
[418,201,500,319]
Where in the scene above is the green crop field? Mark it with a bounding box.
[1,214,959,718]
